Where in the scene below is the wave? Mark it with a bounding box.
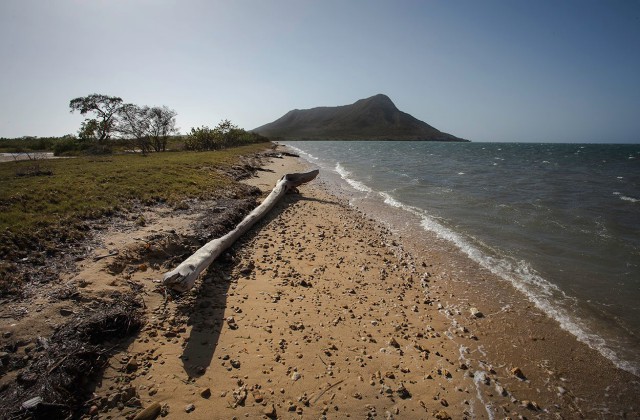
[287,145,318,161]
[613,192,639,203]
[335,163,373,193]
[288,141,640,377]
[378,191,639,377]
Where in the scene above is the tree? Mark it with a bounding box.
[147,106,178,152]
[213,119,239,148]
[69,94,123,142]
[184,126,216,151]
[184,120,266,151]
[116,104,178,154]
[117,103,152,154]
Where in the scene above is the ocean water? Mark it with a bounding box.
[286,141,640,376]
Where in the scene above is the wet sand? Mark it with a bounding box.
[88,153,639,419]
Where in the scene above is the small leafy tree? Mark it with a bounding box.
[213,119,239,148]
[148,106,178,152]
[69,94,123,142]
[184,126,216,151]
[184,120,266,151]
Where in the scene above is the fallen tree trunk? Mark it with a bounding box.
[163,169,319,292]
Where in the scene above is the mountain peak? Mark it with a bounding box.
[253,95,467,142]
[355,94,397,110]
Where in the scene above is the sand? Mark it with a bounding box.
[9,151,636,418]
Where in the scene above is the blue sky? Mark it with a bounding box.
[1,0,639,142]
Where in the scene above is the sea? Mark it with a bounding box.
[285,140,640,377]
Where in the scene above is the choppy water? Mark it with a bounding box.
[286,140,640,376]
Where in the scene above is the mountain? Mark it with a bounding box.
[253,94,468,141]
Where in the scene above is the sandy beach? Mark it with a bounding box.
[4,150,636,419]
[73,152,635,419]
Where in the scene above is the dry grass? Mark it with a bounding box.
[0,143,270,293]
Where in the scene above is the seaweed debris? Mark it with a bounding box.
[0,293,143,419]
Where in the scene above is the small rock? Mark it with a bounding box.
[200,387,211,398]
[126,358,139,372]
[495,385,508,396]
[511,367,526,379]
[59,308,74,316]
[132,401,161,420]
[395,384,411,399]
[122,385,137,401]
[184,403,195,413]
[263,404,277,418]
[291,372,301,381]
[469,307,483,318]
[388,337,400,348]
[252,389,264,403]
[230,359,241,369]
[435,410,452,420]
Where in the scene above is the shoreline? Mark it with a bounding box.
[4,147,635,418]
[90,151,638,418]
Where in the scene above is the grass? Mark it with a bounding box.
[0,143,270,261]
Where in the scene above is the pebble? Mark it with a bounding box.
[59,308,74,316]
[263,404,277,418]
[435,410,452,420]
[199,387,211,398]
[184,403,195,413]
[126,358,139,372]
[469,307,483,318]
[132,402,161,420]
[511,367,525,379]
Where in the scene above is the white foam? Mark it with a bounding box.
[286,145,318,161]
[620,196,638,203]
[335,163,372,193]
[473,371,496,420]
[378,191,639,377]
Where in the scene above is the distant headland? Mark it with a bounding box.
[253,94,469,142]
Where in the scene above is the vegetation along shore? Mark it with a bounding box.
[1,140,638,418]
[0,92,637,419]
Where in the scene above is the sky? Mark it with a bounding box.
[0,0,639,143]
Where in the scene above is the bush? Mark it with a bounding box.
[184,120,268,151]
[52,138,95,156]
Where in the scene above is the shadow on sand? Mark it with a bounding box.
[177,191,339,378]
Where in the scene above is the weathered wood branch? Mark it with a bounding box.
[163,169,319,292]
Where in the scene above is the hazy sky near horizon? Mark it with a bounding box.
[1,0,639,143]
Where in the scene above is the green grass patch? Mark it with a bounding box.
[0,143,270,261]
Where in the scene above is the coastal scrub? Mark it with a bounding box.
[0,143,269,293]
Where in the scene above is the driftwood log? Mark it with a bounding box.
[163,169,319,292]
